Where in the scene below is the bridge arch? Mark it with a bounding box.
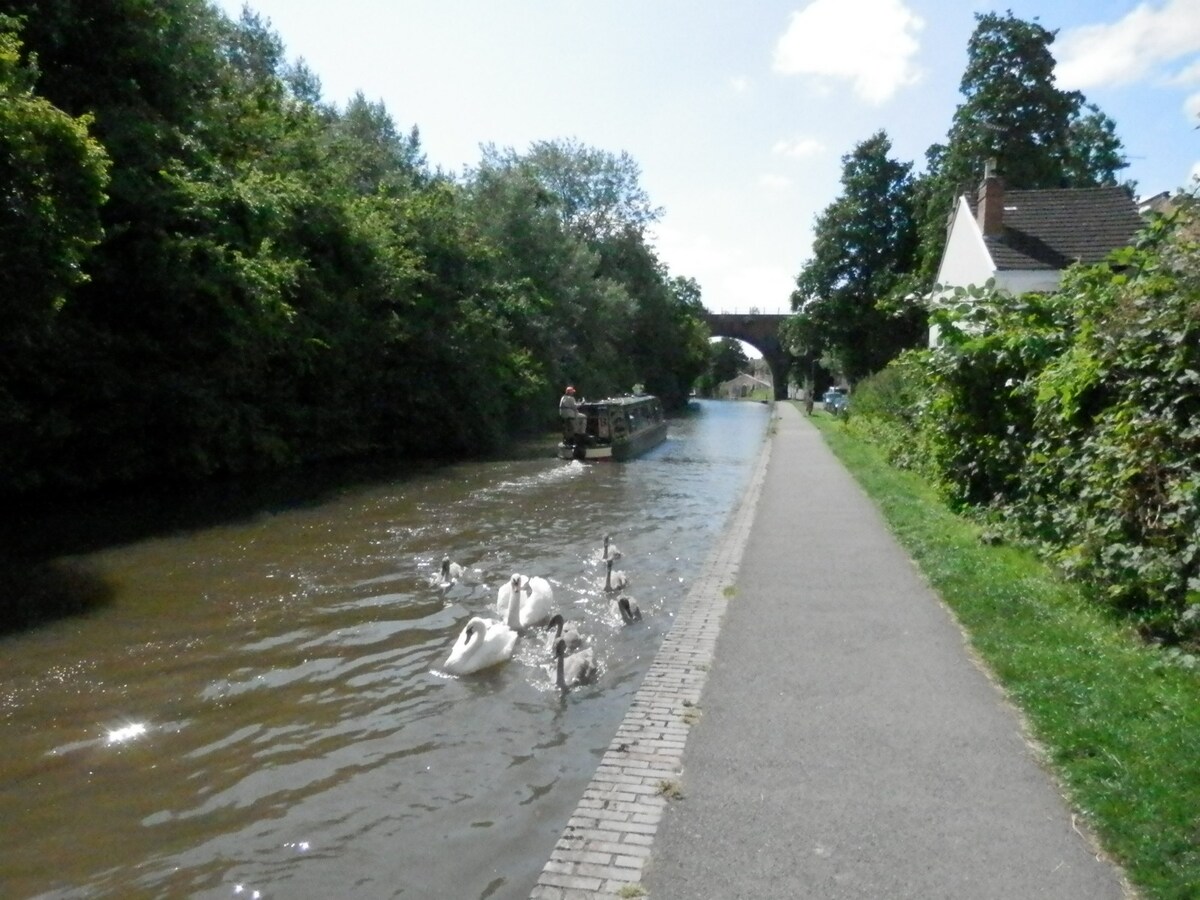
[704,312,791,401]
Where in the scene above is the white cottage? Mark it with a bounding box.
[931,162,1142,345]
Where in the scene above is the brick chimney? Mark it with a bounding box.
[976,158,1004,236]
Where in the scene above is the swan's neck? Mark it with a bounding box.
[507,583,523,630]
[555,649,566,689]
[463,622,480,652]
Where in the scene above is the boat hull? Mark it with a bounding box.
[556,394,667,462]
[558,420,667,461]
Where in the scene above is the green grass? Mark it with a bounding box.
[808,409,1200,900]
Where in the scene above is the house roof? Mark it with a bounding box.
[719,373,771,388]
[966,186,1141,271]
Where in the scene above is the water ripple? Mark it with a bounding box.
[0,400,769,900]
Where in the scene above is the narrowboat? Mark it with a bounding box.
[558,393,667,461]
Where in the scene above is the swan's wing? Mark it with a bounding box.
[518,578,554,627]
[483,622,519,660]
[565,647,596,684]
[446,618,514,674]
[443,619,480,673]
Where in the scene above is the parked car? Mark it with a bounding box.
[822,387,848,415]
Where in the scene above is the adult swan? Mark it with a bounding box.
[443,616,518,675]
[497,573,554,630]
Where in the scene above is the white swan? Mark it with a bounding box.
[497,573,554,629]
[545,613,584,651]
[442,616,518,675]
[554,637,597,690]
[616,595,642,624]
[603,558,628,593]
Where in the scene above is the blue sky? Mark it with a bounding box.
[215,0,1200,316]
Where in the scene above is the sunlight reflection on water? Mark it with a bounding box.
[0,400,769,900]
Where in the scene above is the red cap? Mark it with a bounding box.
[566,386,575,393]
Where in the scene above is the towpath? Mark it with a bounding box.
[530,402,1129,900]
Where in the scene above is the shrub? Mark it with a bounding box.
[1021,210,1200,635]
[844,352,935,475]
[849,201,1200,640]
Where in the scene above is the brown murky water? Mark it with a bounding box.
[0,400,770,900]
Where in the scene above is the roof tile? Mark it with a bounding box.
[967,186,1141,271]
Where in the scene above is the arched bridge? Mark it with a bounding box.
[704,312,790,401]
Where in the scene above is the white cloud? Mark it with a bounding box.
[1169,58,1200,85]
[649,225,797,314]
[1185,91,1200,122]
[772,136,825,158]
[1191,159,1200,186]
[729,75,751,93]
[1056,0,1200,89]
[772,0,924,105]
[759,173,794,190]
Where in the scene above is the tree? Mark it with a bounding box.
[512,138,662,244]
[330,92,426,197]
[788,131,923,383]
[0,15,109,329]
[466,139,705,411]
[466,145,633,403]
[913,11,1130,284]
[712,338,749,382]
[0,15,109,490]
[695,338,749,396]
[0,3,701,496]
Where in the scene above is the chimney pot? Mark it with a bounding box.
[977,159,1004,236]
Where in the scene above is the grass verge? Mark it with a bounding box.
[808,408,1200,900]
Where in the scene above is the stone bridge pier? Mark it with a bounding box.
[704,312,791,401]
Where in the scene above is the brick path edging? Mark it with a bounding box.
[530,411,777,899]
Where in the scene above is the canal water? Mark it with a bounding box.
[0,400,770,900]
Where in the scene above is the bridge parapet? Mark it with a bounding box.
[703,312,791,401]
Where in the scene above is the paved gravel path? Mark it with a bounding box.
[530,402,1130,900]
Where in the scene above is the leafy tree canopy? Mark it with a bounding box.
[913,11,1131,285]
[0,14,109,327]
[0,3,707,498]
[788,130,924,383]
[480,138,662,245]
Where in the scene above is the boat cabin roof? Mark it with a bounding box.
[579,394,660,409]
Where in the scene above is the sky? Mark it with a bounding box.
[214,0,1200,317]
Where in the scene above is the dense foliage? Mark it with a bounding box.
[911,11,1130,286]
[0,2,709,497]
[1,13,111,488]
[787,131,924,383]
[784,12,1132,388]
[846,204,1200,641]
[693,338,750,396]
